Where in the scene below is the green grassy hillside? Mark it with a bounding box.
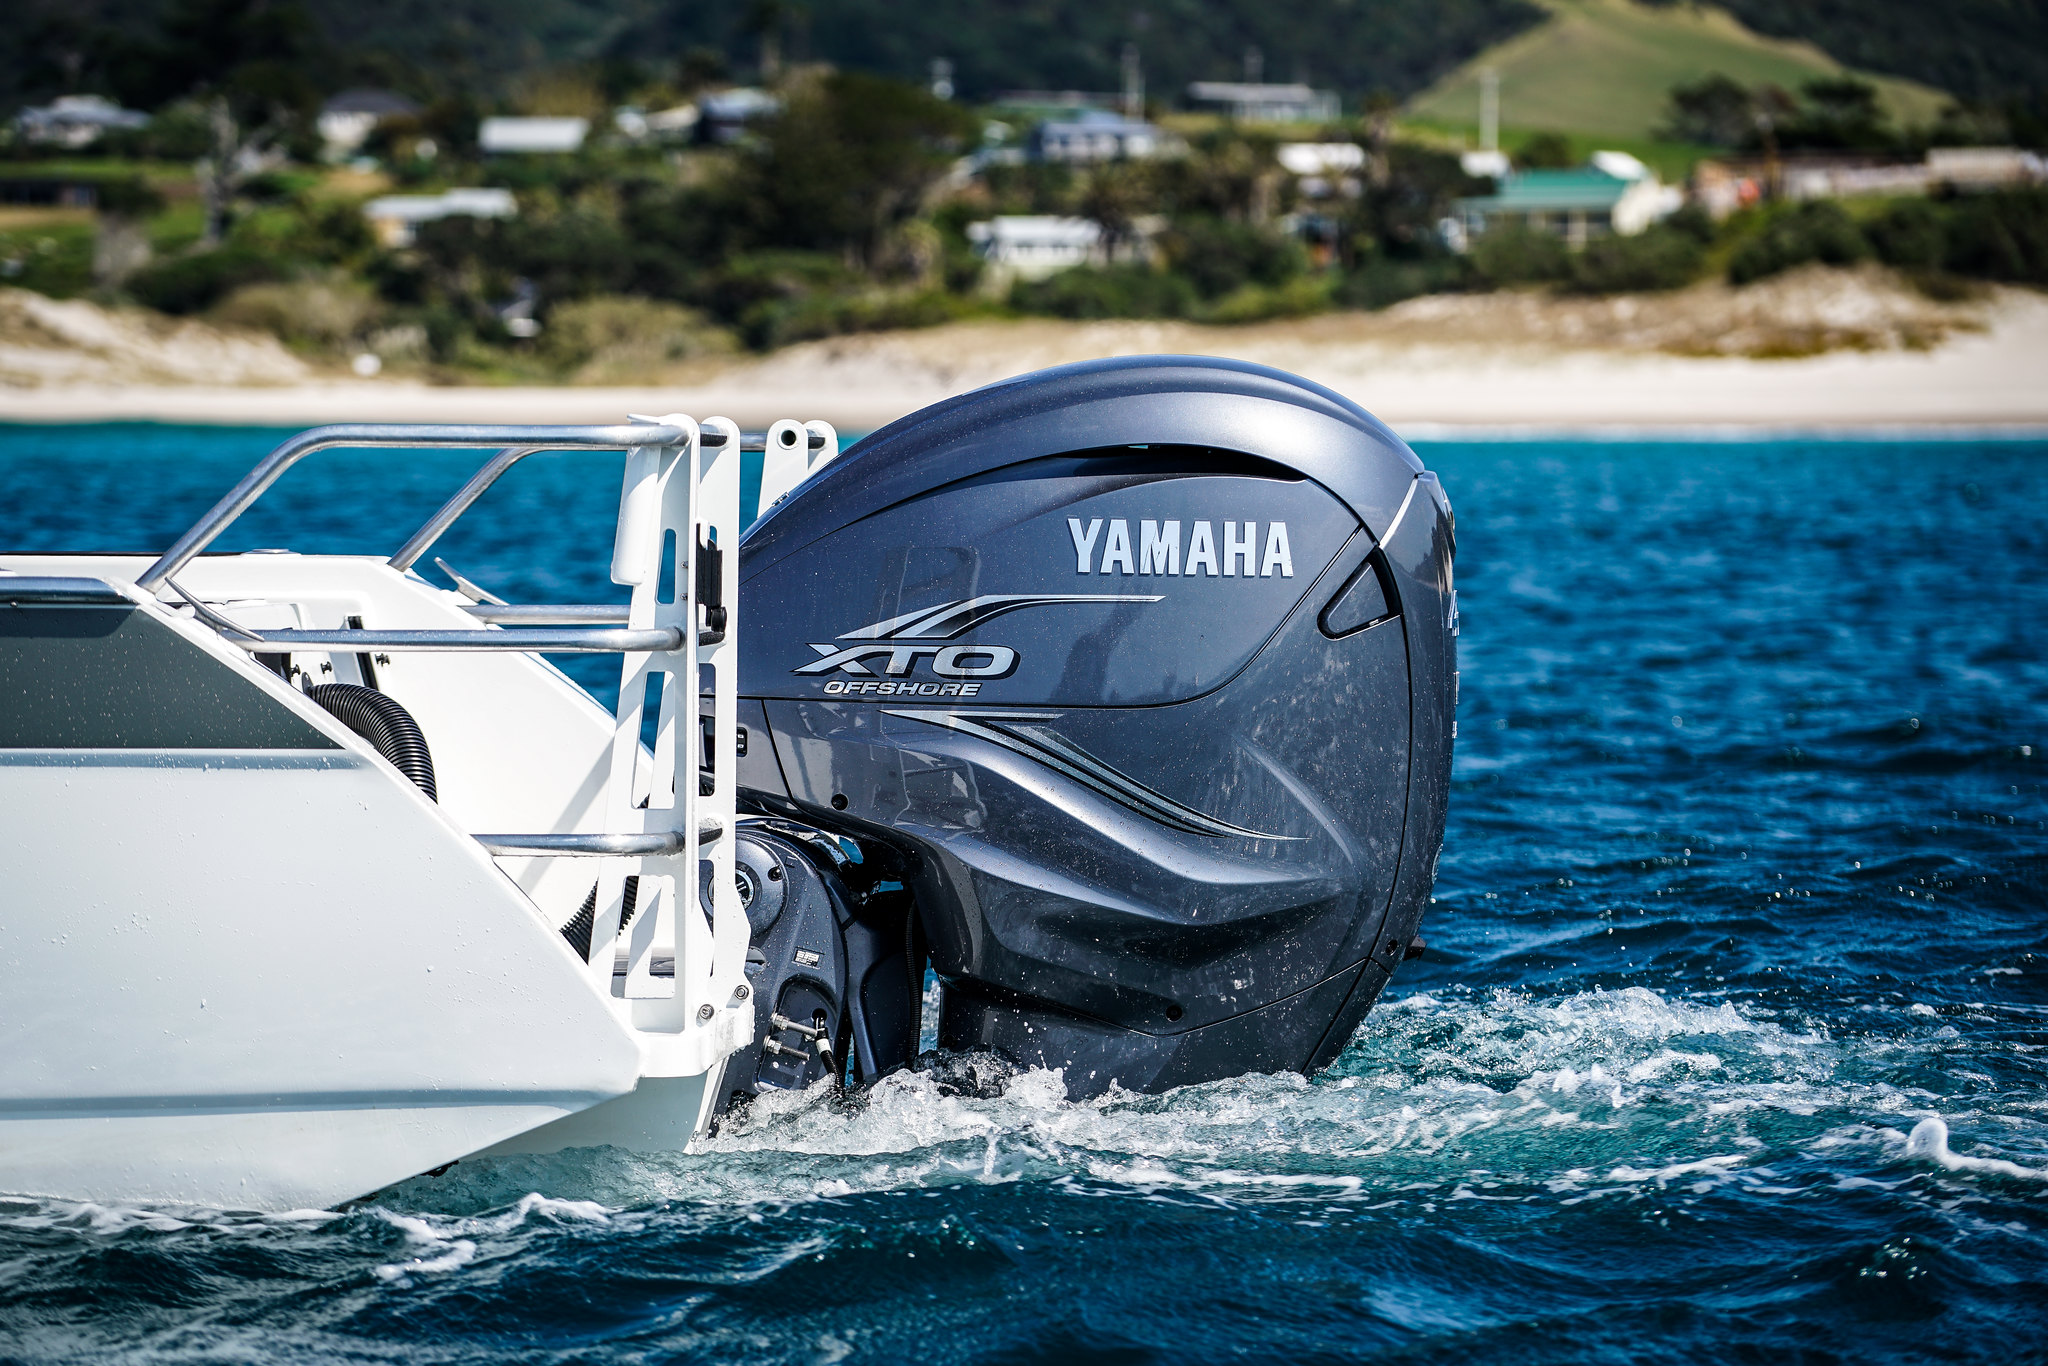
[1405,0,1950,145]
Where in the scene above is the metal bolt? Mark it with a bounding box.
[696,1004,715,1022]
[733,984,750,1001]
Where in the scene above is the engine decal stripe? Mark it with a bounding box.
[883,707,1297,841]
[837,594,1163,641]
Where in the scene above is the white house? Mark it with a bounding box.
[1277,143,1364,177]
[1032,110,1176,163]
[479,117,589,154]
[14,96,148,149]
[317,90,421,159]
[967,216,1105,278]
[363,188,517,247]
[699,89,782,142]
[1278,142,1367,198]
[1454,152,1679,248]
[1187,82,1339,123]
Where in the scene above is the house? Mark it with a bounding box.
[1187,82,1339,124]
[1927,146,2047,187]
[1278,142,1366,198]
[615,104,700,141]
[698,89,782,142]
[13,96,148,149]
[1460,150,1511,179]
[1031,110,1176,163]
[967,216,1103,278]
[993,91,1125,118]
[363,188,517,247]
[478,117,589,155]
[1454,152,1678,247]
[1690,147,2046,218]
[317,90,421,160]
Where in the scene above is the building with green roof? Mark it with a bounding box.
[1453,152,1678,249]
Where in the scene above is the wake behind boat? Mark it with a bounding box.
[0,356,1454,1211]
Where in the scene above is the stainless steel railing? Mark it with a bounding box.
[219,626,687,653]
[136,423,693,593]
[385,425,828,572]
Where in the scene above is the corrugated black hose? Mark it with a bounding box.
[560,878,640,960]
[306,683,437,801]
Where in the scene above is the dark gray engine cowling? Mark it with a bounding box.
[729,355,1455,1099]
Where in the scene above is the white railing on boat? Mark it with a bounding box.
[118,413,841,1068]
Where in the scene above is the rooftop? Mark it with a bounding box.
[478,117,589,154]
[320,90,421,118]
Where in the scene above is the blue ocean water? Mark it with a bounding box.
[0,424,2043,1364]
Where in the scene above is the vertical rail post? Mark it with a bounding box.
[589,420,697,994]
[682,417,745,1033]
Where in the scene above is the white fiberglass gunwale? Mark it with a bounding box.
[0,414,840,1211]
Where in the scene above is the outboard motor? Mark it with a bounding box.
[717,355,1455,1108]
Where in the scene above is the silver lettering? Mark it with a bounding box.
[1261,521,1294,577]
[932,645,1017,678]
[1223,521,1256,577]
[796,643,886,675]
[1068,517,1103,573]
[1185,521,1218,576]
[1099,519,1134,575]
[1139,520,1181,576]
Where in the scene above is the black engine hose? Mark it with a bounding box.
[306,683,437,801]
[560,877,640,960]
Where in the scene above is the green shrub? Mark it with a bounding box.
[541,295,736,378]
[699,250,860,330]
[1662,203,1718,245]
[0,222,96,299]
[1159,217,1307,299]
[1198,275,1333,323]
[1865,200,1948,271]
[211,278,382,350]
[1941,188,2048,287]
[1727,202,1868,284]
[741,287,968,350]
[126,246,281,314]
[1470,222,1571,285]
[1515,132,1576,168]
[1010,265,1196,320]
[93,176,165,218]
[1334,254,1472,309]
[1567,225,1706,293]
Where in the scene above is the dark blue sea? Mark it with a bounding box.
[1,424,2044,1364]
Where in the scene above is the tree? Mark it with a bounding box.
[731,71,975,269]
[1662,73,1756,147]
[1078,162,1153,262]
[1777,76,1893,151]
[1515,131,1574,168]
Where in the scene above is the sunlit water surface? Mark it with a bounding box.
[0,426,2043,1363]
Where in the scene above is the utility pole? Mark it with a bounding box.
[1121,44,1143,119]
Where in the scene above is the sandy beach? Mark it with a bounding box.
[4,269,2044,433]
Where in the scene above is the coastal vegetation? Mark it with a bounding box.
[0,0,2043,382]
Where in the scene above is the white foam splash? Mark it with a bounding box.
[6,987,2040,1230]
[371,1191,613,1282]
[1904,1117,2048,1181]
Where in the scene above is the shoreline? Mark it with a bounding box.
[5,274,2046,435]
